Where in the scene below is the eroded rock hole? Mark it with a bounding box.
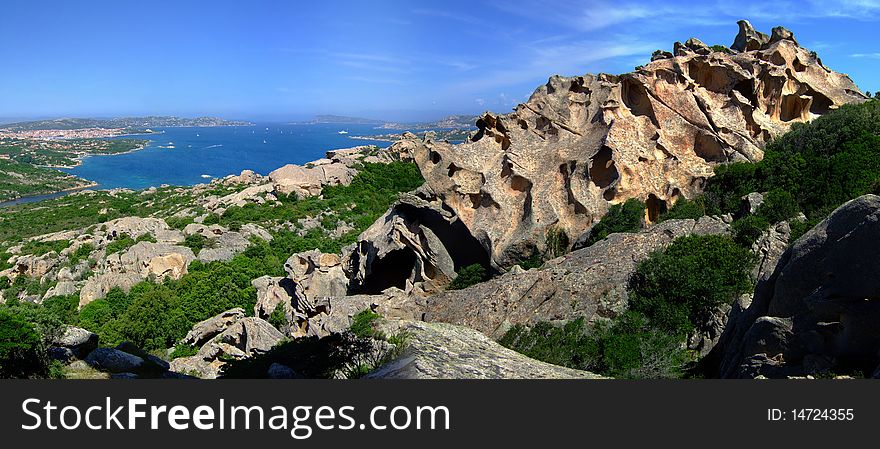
[694,132,727,162]
[621,77,659,127]
[357,249,417,294]
[733,79,758,106]
[589,146,619,189]
[646,194,668,223]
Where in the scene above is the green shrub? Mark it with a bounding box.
[0,308,48,378]
[105,234,136,255]
[499,319,601,372]
[447,264,488,290]
[349,309,382,339]
[170,344,199,359]
[545,226,570,258]
[757,189,798,224]
[201,214,220,225]
[68,243,94,266]
[731,215,770,247]
[183,234,207,253]
[268,306,288,333]
[582,198,645,247]
[629,235,756,334]
[499,312,688,379]
[21,239,70,256]
[659,196,707,221]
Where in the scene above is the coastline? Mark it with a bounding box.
[0,181,98,208]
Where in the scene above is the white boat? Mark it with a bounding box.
[338,130,349,134]
[263,140,267,144]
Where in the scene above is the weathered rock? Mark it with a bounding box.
[284,250,348,299]
[346,186,490,294]
[718,195,880,378]
[424,217,728,338]
[103,216,170,240]
[731,19,769,52]
[269,163,355,197]
[365,320,603,379]
[79,272,142,307]
[741,192,765,216]
[214,317,284,355]
[400,22,864,268]
[85,348,145,374]
[43,281,77,300]
[181,308,246,347]
[52,326,99,359]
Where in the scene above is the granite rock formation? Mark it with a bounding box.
[397,21,865,268]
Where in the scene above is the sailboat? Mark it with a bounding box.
[338,130,349,135]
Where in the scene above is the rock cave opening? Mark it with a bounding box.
[589,146,619,189]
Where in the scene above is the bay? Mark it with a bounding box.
[60,123,393,190]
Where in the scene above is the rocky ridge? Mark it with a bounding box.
[392,21,865,269]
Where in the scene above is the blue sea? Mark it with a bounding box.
[60,123,395,190]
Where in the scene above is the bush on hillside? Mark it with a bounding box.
[628,234,755,334]
[447,264,488,290]
[582,198,646,247]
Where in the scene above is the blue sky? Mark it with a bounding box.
[1,0,879,122]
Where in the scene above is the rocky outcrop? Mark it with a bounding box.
[172,308,284,378]
[399,22,865,268]
[346,185,490,294]
[424,217,728,338]
[80,242,195,306]
[718,196,880,378]
[365,320,603,379]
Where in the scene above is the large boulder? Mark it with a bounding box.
[399,23,864,268]
[269,162,355,197]
[346,186,491,294]
[181,308,246,347]
[424,217,728,338]
[85,348,145,374]
[52,326,99,359]
[366,320,603,379]
[718,195,880,378]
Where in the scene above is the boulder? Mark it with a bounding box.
[267,363,299,379]
[102,216,170,240]
[365,320,603,379]
[53,326,99,359]
[269,163,355,197]
[85,348,145,374]
[717,195,880,377]
[79,272,142,307]
[181,308,246,347]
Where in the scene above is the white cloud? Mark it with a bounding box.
[851,53,880,59]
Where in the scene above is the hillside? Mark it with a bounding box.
[3,22,880,380]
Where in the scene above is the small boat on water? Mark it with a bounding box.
[263,139,267,144]
[338,130,349,134]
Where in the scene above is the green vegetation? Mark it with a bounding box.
[349,309,383,339]
[545,226,570,258]
[659,196,708,221]
[502,234,755,378]
[0,158,92,202]
[447,264,488,290]
[68,243,94,266]
[581,198,645,247]
[2,162,425,359]
[628,235,755,334]
[0,308,48,378]
[21,238,70,256]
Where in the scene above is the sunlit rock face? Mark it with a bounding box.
[400,21,866,268]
